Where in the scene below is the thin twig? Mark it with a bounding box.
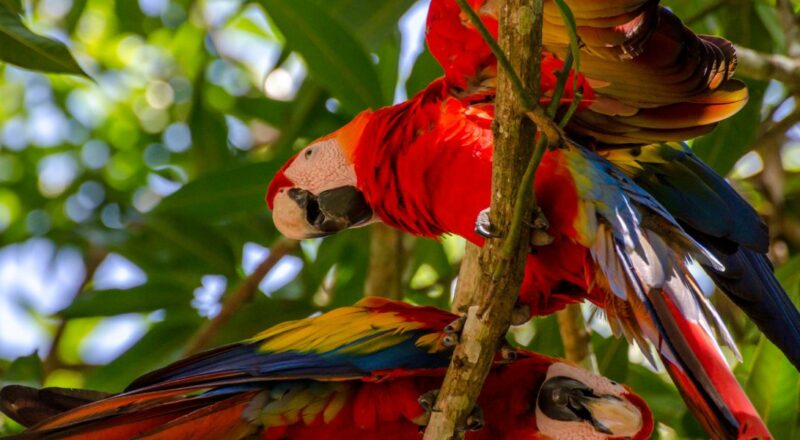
[183,238,298,356]
[757,107,800,151]
[735,45,800,90]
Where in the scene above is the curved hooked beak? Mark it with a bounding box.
[537,376,644,438]
[271,186,374,239]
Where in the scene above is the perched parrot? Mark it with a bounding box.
[0,297,654,440]
[266,1,800,438]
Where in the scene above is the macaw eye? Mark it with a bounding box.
[305,147,314,159]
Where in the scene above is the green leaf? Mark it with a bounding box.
[258,0,384,112]
[376,31,401,106]
[157,159,290,218]
[61,282,194,318]
[65,0,88,33]
[692,80,766,175]
[205,296,316,346]
[625,364,688,430]
[234,96,292,127]
[405,47,443,97]
[1,353,43,387]
[144,214,237,276]
[321,0,415,50]
[592,334,628,383]
[743,337,800,439]
[526,315,565,357]
[115,0,147,35]
[0,4,87,76]
[189,75,230,173]
[0,0,20,15]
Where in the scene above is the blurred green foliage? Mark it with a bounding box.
[0,1,799,438]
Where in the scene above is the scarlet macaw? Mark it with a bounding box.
[0,297,653,440]
[266,1,799,438]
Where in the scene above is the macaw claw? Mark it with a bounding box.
[417,389,484,432]
[499,345,520,362]
[510,303,531,326]
[474,208,499,238]
[476,207,553,246]
[531,207,550,230]
[443,316,467,347]
[458,405,485,432]
[418,389,440,414]
[528,208,554,247]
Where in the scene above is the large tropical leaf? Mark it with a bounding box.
[258,0,384,112]
[0,3,87,76]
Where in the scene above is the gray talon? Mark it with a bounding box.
[529,209,554,247]
[442,333,459,347]
[444,316,466,334]
[443,316,466,347]
[418,389,440,414]
[532,208,550,230]
[500,345,520,362]
[475,208,499,238]
[510,303,531,326]
[458,406,485,432]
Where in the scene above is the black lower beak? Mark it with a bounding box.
[538,376,613,434]
[287,186,372,236]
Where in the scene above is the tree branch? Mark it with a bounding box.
[183,238,297,356]
[556,304,595,369]
[735,45,800,90]
[423,1,545,438]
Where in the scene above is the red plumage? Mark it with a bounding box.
[1,299,653,440]
[265,2,775,438]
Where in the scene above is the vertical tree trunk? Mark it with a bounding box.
[556,304,595,369]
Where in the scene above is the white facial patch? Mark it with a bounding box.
[546,363,626,397]
[536,362,642,440]
[284,138,357,195]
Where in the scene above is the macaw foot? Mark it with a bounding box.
[418,389,440,414]
[474,207,498,238]
[499,345,521,362]
[475,207,553,247]
[442,316,467,347]
[417,389,485,433]
[528,207,554,247]
[510,303,531,326]
[458,405,485,432]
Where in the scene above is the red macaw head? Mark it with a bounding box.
[535,362,653,439]
[266,111,377,239]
